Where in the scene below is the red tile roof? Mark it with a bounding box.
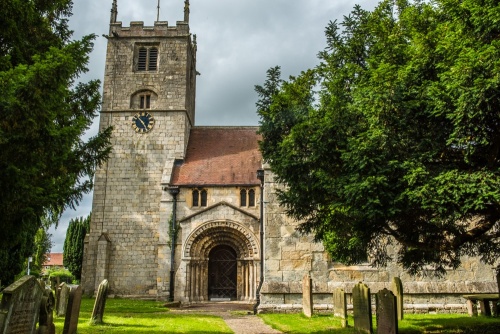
[171,127,262,186]
[44,253,64,266]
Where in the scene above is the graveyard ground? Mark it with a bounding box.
[48,297,500,333]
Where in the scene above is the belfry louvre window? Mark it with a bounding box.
[240,188,256,207]
[192,189,207,207]
[137,47,158,71]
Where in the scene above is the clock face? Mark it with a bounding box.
[132,112,155,133]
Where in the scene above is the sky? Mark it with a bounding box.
[49,0,381,252]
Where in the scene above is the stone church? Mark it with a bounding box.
[82,1,497,311]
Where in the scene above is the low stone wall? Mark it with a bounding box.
[258,293,470,314]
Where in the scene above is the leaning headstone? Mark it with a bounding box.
[376,288,398,334]
[63,285,83,334]
[0,276,44,334]
[57,282,70,316]
[352,282,373,334]
[302,274,313,318]
[391,277,404,320]
[38,287,56,334]
[90,279,109,324]
[333,288,348,327]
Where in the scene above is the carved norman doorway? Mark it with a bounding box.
[208,245,237,300]
[183,220,260,302]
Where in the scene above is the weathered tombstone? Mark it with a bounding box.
[376,288,398,334]
[391,277,404,320]
[333,288,348,327]
[63,285,83,334]
[0,276,44,334]
[466,299,478,317]
[57,282,70,316]
[38,287,56,334]
[352,282,373,334]
[302,274,313,318]
[90,279,109,324]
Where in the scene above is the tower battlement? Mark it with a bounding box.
[109,20,190,38]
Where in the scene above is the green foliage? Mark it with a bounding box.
[167,214,180,249]
[0,0,112,285]
[33,227,53,273]
[15,227,53,279]
[49,268,74,283]
[257,0,500,275]
[63,214,90,279]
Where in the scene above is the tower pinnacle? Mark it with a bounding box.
[110,0,118,23]
[184,0,190,23]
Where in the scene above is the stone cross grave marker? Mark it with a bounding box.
[333,288,348,327]
[353,282,373,334]
[391,277,404,320]
[57,283,69,317]
[90,279,109,324]
[63,285,83,334]
[38,287,56,334]
[376,288,398,334]
[0,275,44,334]
[302,274,313,318]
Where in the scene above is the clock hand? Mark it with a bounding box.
[138,116,147,128]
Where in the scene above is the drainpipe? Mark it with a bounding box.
[254,169,265,314]
[168,186,180,302]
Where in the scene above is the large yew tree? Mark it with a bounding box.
[0,0,112,285]
[257,0,500,277]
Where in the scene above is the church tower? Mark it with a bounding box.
[82,0,197,297]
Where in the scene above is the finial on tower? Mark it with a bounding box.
[184,0,190,23]
[110,0,118,23]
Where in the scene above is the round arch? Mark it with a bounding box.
[183,220,259,260]
[182,220,260,302]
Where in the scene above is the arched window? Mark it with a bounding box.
[192,190,199,207]
[240,189,247,207]
[240,188,256,207]
[192,189,208,207]
[248,189,255,207]
[200,190,207,207]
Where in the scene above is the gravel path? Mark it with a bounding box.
[169,302,282,334]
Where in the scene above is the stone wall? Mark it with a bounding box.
[81,19,196,297]
[162,186,261,301]
[259,166,498,312]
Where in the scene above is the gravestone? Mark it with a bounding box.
[63,285,83,334]
[302,274,313,318]
[57,283,70,317]
[0,276,44,334]
[38,287,55,334]
[90,279,109,324]
[333,288,348,327]
[376,288,398,334]
[352,282,373,334]
[391,277,404,320]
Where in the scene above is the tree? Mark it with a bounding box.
[15,227,53,279]
[0,0,112,285]
[257,0,500,277]
[63,214,90,280]
[32,227,54,275]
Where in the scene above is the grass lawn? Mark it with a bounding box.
[259,313,500,333]
[52,297,232,334]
